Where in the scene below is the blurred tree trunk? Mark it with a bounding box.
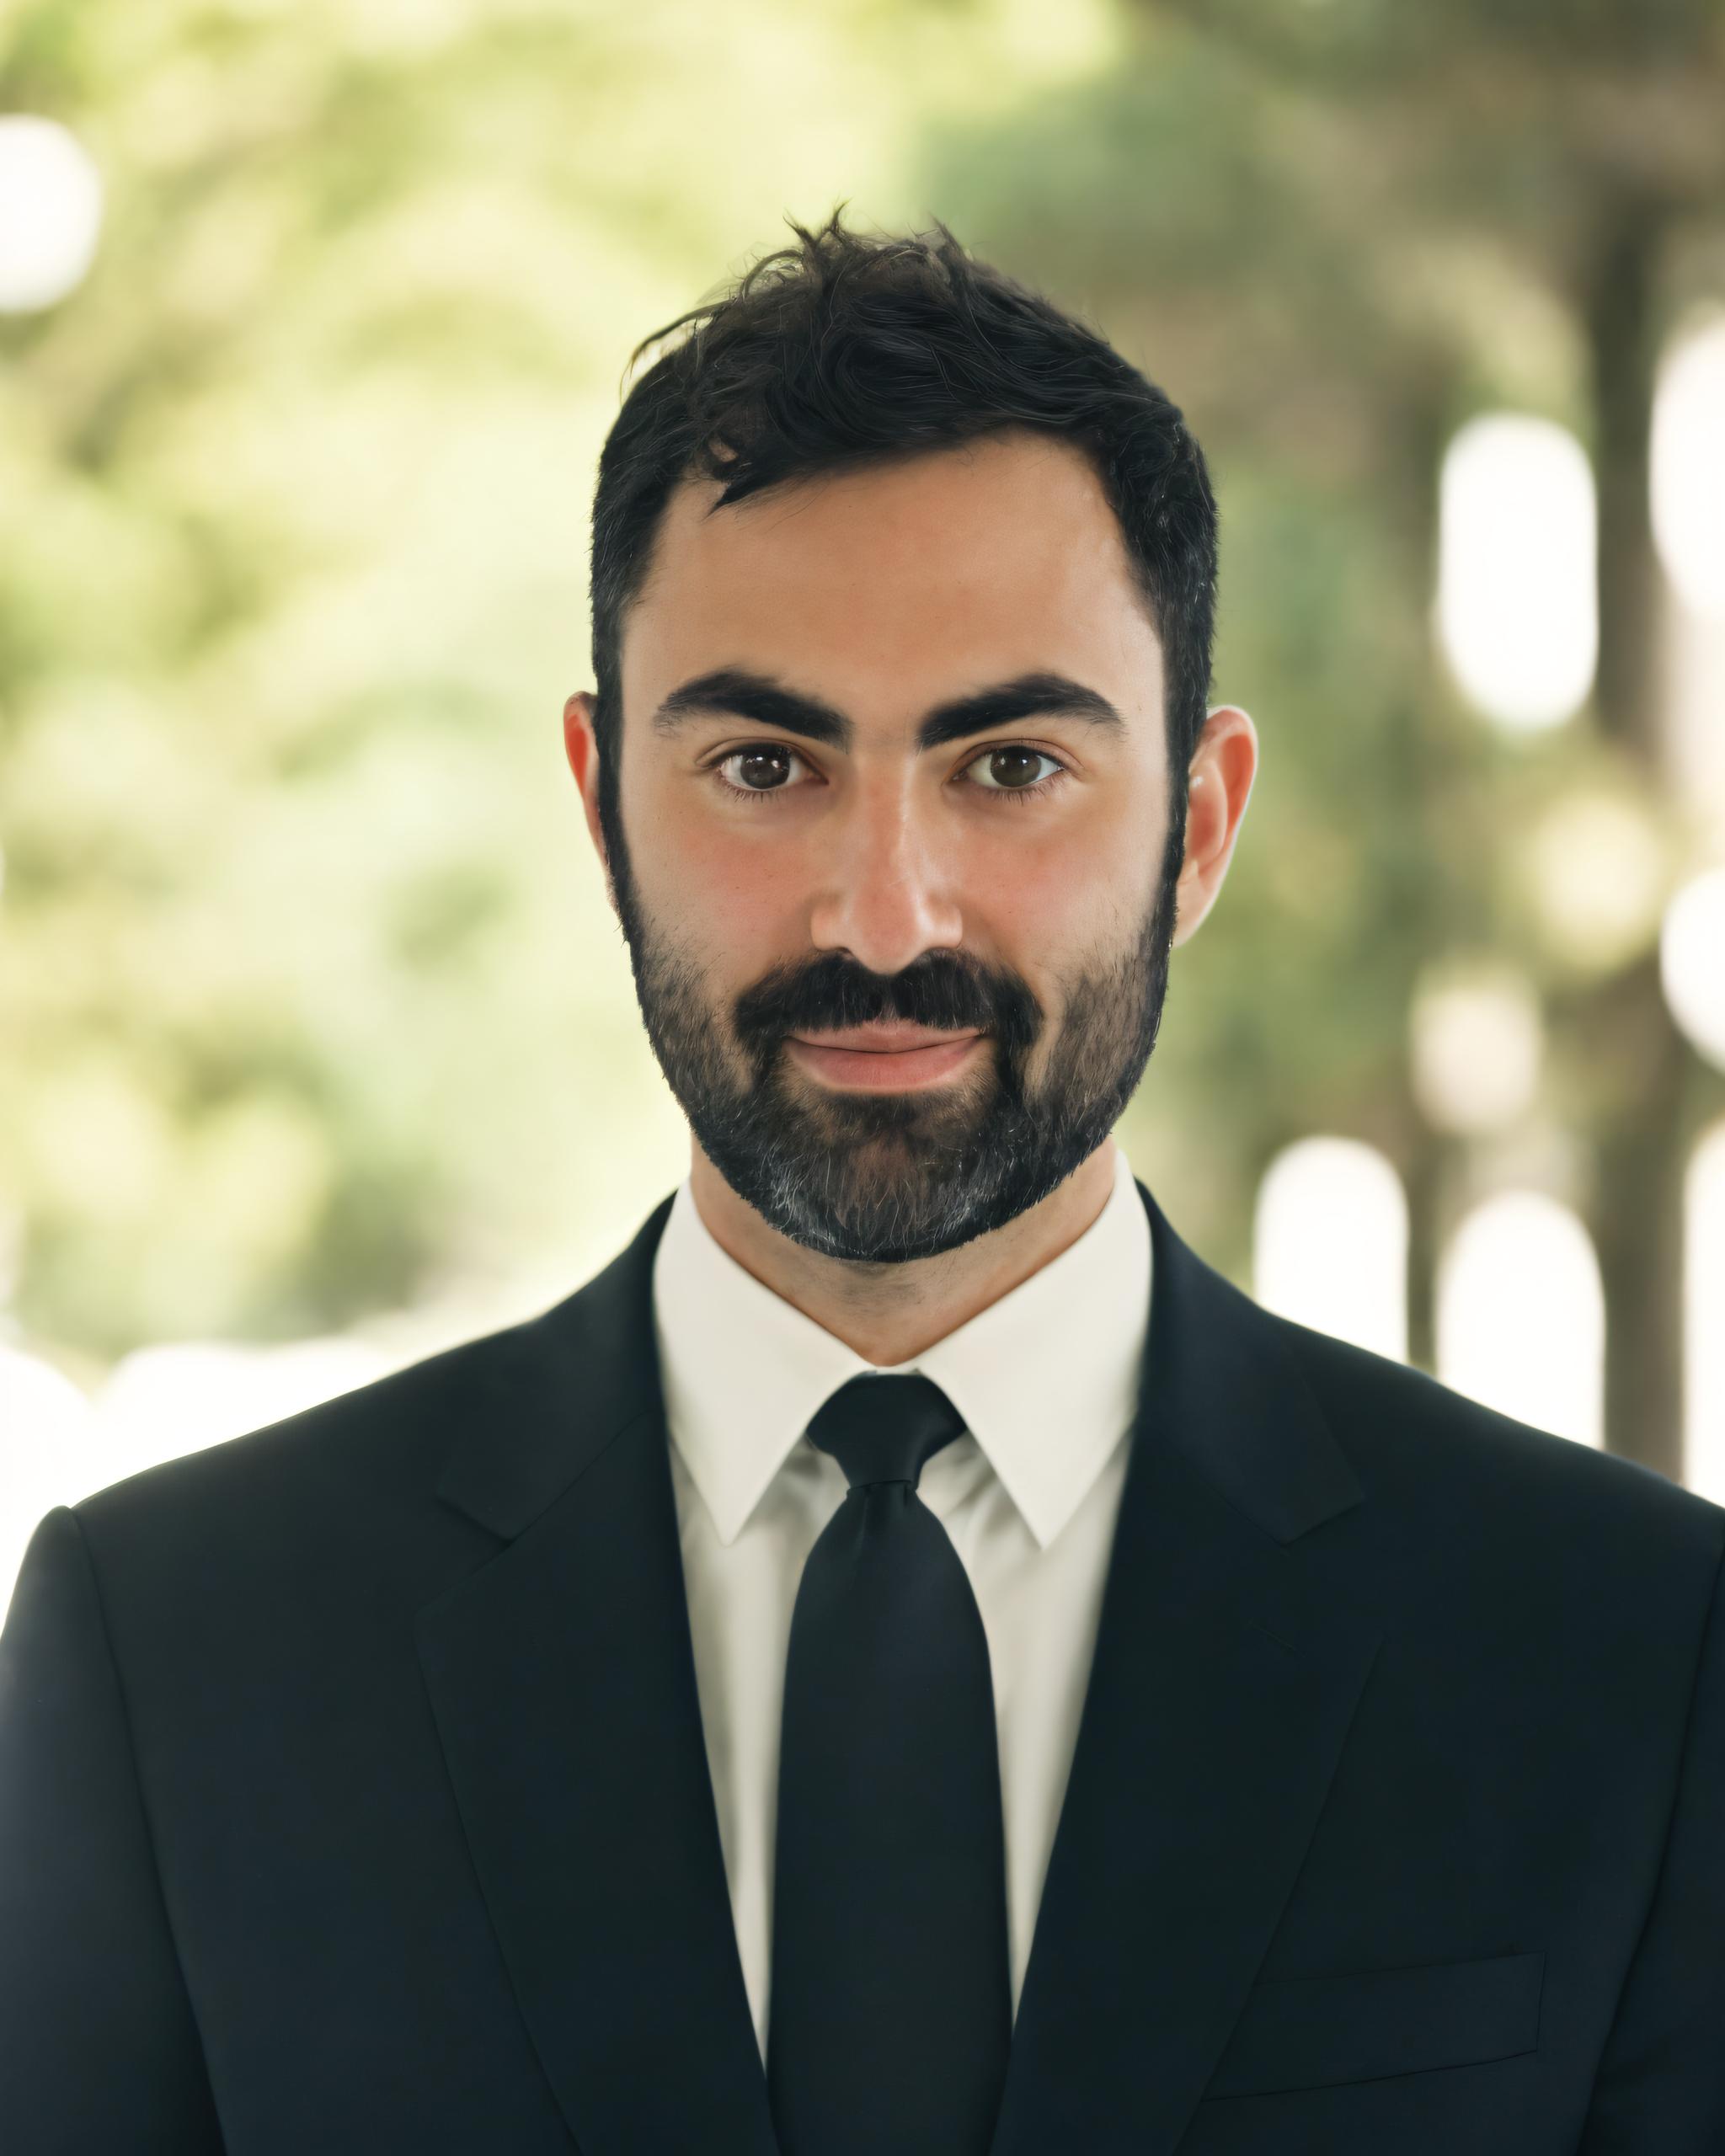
[1130,6,1725,1476]
[1574,193,1693,1478]
[1579,955,1691,1476]
[1399,1120,1445,1376]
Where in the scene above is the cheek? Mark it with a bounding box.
[631,787,811,956]
[965,831,1087,937]
[961,800,1151,950]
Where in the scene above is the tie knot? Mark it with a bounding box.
[804,1373,967,1492]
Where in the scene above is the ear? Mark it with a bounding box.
[1172,705,1258,947]
[563,691,617,911]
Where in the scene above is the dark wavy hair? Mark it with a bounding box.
[586,207,1218,873]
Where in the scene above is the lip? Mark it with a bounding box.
[785,1026,985,1091]
[792,1022,977,1052]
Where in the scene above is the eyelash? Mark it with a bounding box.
[706,744,1071,809]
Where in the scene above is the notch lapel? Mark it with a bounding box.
[990,1182,1382,2155]
[416,1198,777,2156]
[414,1177,1381,2156]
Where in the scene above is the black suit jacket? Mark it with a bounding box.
[3,1180,1724,2153]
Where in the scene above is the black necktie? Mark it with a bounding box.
[766,1372,1012,2156]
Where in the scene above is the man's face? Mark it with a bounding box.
[588,429,1186,1264]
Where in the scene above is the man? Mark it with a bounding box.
[3,212,1722,2155]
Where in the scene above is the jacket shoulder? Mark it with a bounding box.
[1271,1307,1725,1569]
[68,1195,669,1587]
[72,1304,555,1553]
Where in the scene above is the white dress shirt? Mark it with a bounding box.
[652,1140,1152,2063]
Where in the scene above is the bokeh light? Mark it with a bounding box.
[1437,414,1598,731]
[1652,314,1725,620]
[1519,789,1669,974]
[1437,1192,1604,1446]
[1659,866,1725,1070]
[1685,1122,1725,1505]
[1409,963,1543,1134]
[1253,1138,1407,1361]
[0,115,104,312]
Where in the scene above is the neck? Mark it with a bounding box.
[686,1138,1119,1366]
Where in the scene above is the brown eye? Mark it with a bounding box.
[967,745,1060,792]
[717,744,809,792]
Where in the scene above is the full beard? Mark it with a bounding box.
[602,801,1183,1263]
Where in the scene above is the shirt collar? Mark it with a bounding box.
[651,1143,1151,1551]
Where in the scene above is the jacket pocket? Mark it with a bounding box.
[1204,1949,1544,2100]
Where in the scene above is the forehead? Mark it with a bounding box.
[621,428,1163,722]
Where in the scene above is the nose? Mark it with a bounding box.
[805,768,964,977]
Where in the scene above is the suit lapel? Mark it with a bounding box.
[416,1198,777,2156]
[990,1182,1382,2155]
[416,1177,1381,2156]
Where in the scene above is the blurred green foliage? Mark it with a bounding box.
[0,0,1125,1360]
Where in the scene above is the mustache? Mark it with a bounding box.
[733,950,1042,1057]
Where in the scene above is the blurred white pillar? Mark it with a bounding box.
[1254,1137,1407,1360]
[1685,1120,1725,1504]
[1437,1193,1604,1446]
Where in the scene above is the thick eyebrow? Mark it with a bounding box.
[649,667,1125,753]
